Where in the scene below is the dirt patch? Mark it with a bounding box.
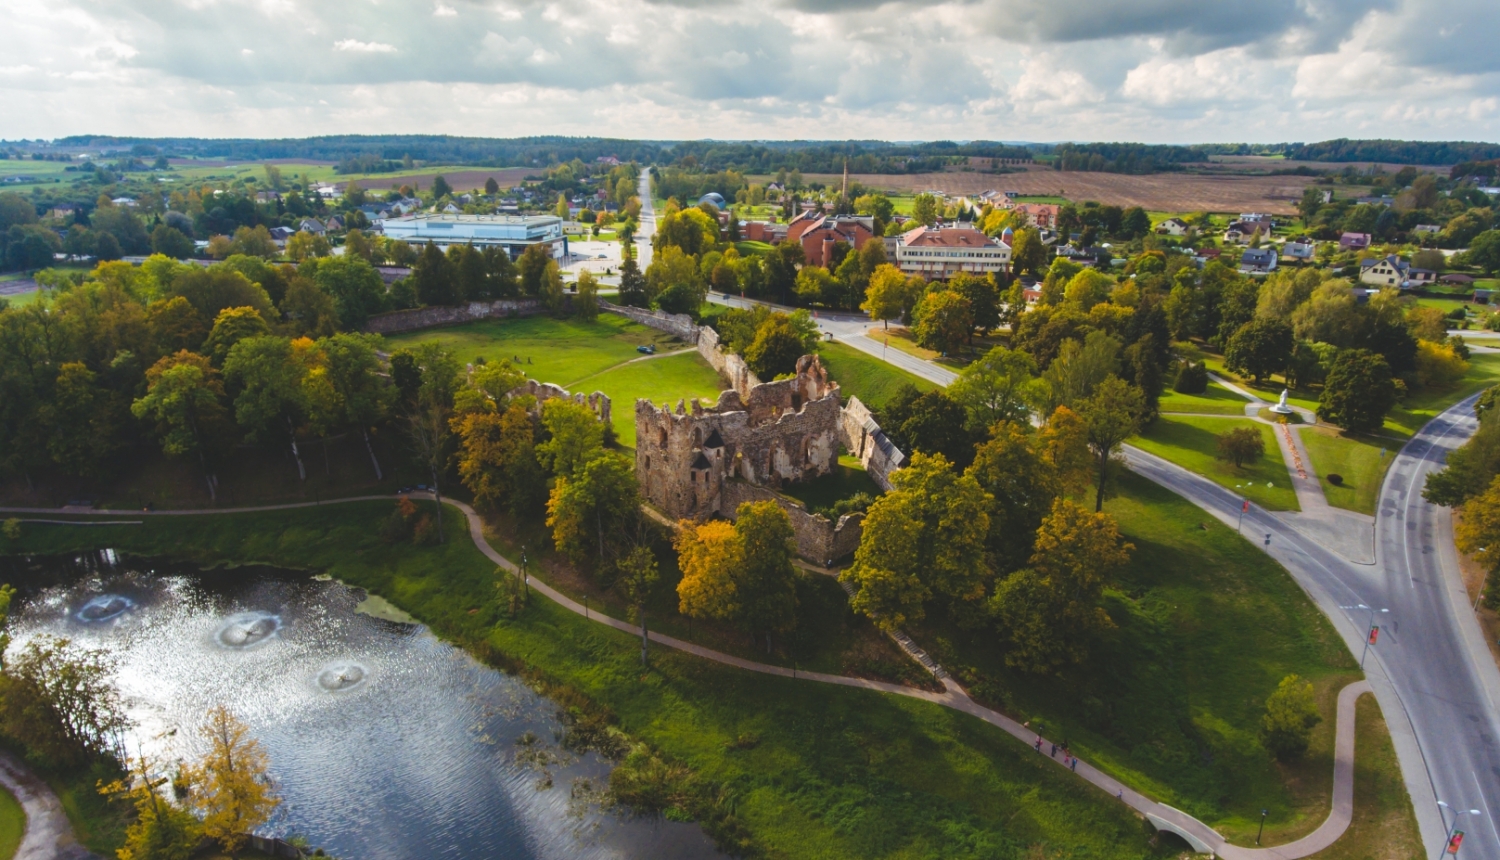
[785,170,1317,214]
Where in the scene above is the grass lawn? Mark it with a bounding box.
[915,472,1359,841]
[734,240,775,256]
[0,786,21,860]
[1159,381,1253,416]
[1383,351,1500,437]
[776,458,882,515]
[1304,694,1423,860]
[0,290,42,307]
[7,504,1165,860]
[1413,297,1475,315]
[579,352,725,448]
[1299,428,1394,515]
[1132,415,1300,511]
[383,314,689,390]
[816,340,937,407]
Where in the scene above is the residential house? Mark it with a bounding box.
[1238,248,1278,274]
[1237,213,1275,229]
[110,196,137,207]
[1339,232,1372,250]
[1282,240,1316,262]
[1440,273,1475,286]
[1359,254,1408,287]
[267,226,294,245]
[298,218,327,236]
[1412,224,1441,235]
[892,225,1011,280]
[1011,202,1060,230]
[325,214,345,231]
[1155,217,1189,236]
[254,191,281,204]
[47,203,80,220]
[741,221,787,244]
[596,155,621,166]
[1355,195,1395,207]
[441,203,461,214]
[1191,247,1222,267]
[1407,267,1438,288]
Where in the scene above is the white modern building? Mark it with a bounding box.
[892,225,1011,280]
[378,213,565,258]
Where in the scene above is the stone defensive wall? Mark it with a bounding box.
[839,396,905,492]
[364,299,543,334]
[598,301,700,342]
[507,379,611,427]
[721,481,864,564]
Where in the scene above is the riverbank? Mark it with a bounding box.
[3,502,1163,859]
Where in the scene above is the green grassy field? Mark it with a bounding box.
[1307,695,1423,860]
[0,290,42,308]
[1413,297,1475,315]
[917,472,1359,841]
[1158,381,1254,416]
[1132,415,1300,511]
[733,240,775,256]
[0,786,22,860]
[816,340,937,407]
[1300,428,1394,515]
[580,352,724,448]
[6,504,1165,860]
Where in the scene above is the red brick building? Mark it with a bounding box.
[785,212,878,268]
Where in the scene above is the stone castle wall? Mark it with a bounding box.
[720,481,864,564]
[507,379,612,427]
[840,395,906,492]
[599,301,700,342]
[365,299,543,334]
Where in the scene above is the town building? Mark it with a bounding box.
[1238,248,1278,274]
[1339,232,1372,250]
[891,225,1011,280]
[378,213,565,258]
[1155,217,1189,236]
[1359,254,1408,287]
[785,212,878,268]
[1282,240,1316,262]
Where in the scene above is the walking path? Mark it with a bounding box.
[0,750,98,860]
[1204,373,1376,565]
[1,495,1367,857]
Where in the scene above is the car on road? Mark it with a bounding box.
[636,344,656,354]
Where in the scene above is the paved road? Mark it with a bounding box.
[0,750,98,860]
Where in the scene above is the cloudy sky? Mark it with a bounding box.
[3,0,1499,143]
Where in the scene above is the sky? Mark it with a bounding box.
[3,0,1499,143]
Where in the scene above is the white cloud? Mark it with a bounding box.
[332,38,398,53]
[0,0,1496,141]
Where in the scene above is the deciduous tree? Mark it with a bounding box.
[1216,426,1265,468]
[1261,674,1321,760]
[1079,376,1144,511]
[537,399,605,478]
[949,345,1043,431]
[1318,348,1397,433]
[190,705,281,858]
[1225,318,1293,383]
[966,423,1060,574]
[546,452,640,563]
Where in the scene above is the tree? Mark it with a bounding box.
[230,225,277,258]
[1042,405,1093,498]
[618,256,647,307]
[1009,228,1047,276]
[794,265,838,306]
[132,351,230,496]
[574,269,599,321]
[541,260,567,317]
[1120,206,1150,238]
[744,316,806,379]
[1042,330,1121,412]
[990,498,1132,672]
[484,176,500,195]
[0,636,129,766]
[1174,360,1208,394]
[403,345,462,538]
[913,289,972,355]
[1318,348,1397,433]
[912,193,940,226]
[546,452,640,563]
[203,306,272,366]
[1216,426,1265,468]
[321,332,393,478]
[885,388,981,468]
[1261,674,1321,760]
[1079,376,1144,511]
[311,256,386,329]
[0,192,36,231]
[949,346,1042,431]
[223,335,309,479]
[1415,339,1468,389]
[1224,318,1294,383]
[190,705,281,858]
[285,230,330,261]
[518,244,551,297]
[1469,230,1500,274]
[99,754,203,860]
[861,263,907,328]
[609,544,660,665]
[279,276,339,338]
[431,175,454,201]
[732,501,800,650]
[151,224,194,259]
[841,453,991,631]
[412,241,457,305]
[966,423,1060,574]
[950,272,1000,339]
[1063,269,1113,311]
[537,399,605,478]
[675,520,742,622]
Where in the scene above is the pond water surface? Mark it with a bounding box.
[1,551,719,860]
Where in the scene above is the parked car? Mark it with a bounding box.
[636,344,656,354]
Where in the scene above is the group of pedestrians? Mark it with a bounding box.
[1034,736,1079,772]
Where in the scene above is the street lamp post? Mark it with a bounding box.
[1436,801,1482,858]
[1256,809,1267,845]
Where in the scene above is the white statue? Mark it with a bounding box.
[1270,388,1294,415]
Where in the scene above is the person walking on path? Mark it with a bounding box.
[1071,757,1077,772]
[1034,736,1042,752]
[1050,743,1057,757]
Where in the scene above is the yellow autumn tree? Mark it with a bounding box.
[189,705,280,859]
[1041,405,1092,499]
[674,519,742,622]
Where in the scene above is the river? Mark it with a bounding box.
[1,551,719,860]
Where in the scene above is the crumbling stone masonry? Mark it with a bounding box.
[506,379,612,427]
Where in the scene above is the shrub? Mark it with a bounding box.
[379,498,417,543]
[1327,473,1343,485]
[1215,426,1265,468]
[412,513,439,546]
[1173,361,1208,394]
[1261,674,1321,760]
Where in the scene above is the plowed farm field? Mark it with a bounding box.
[779,169,1318,215]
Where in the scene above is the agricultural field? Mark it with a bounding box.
[766,170,1315,215]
